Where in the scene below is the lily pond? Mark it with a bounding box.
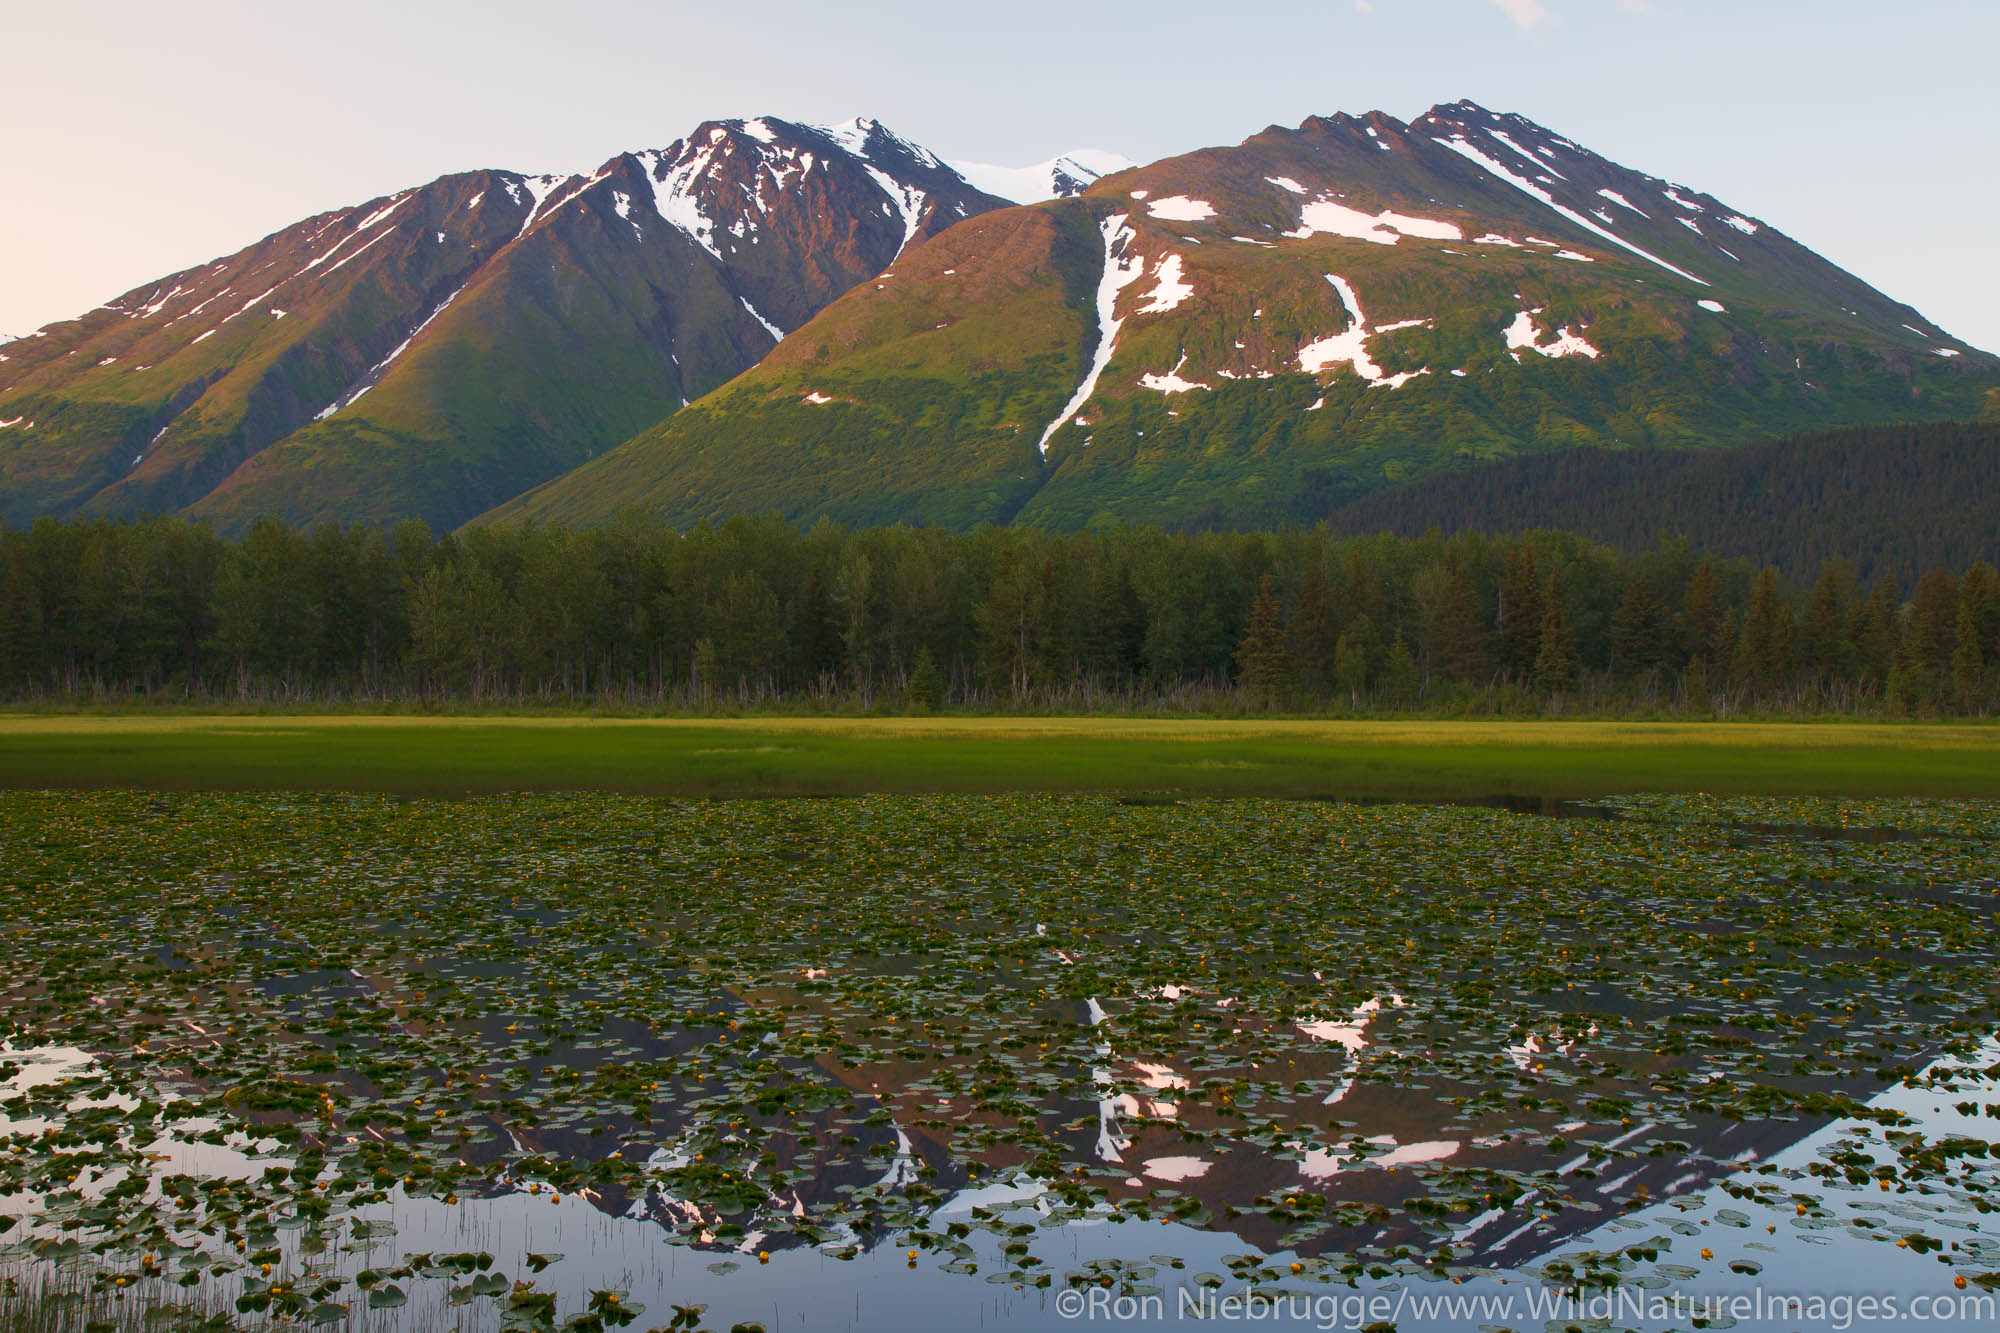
[2,790,1998,1332]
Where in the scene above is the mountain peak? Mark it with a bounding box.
[0,113,1005,531]
[953,149,1136,203]
[811,117,947,174]
[497,99,1996,534]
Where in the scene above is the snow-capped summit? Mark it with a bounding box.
[952,150,1136,203]
[814,116,949,174]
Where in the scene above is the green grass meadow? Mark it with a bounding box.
[1,715,1996,798]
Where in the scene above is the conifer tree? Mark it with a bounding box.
[1499,543,1544,683]
[1733,567,1794,696]
[1234,573,1293,707]
[907,645,944,712]
[1797,560,1857,686]
[1952,599,1984,699]
[1431,562,1493,684]
[1288,565,1336,697]
[1532,569,1582,696]
[1854,575,1900,688]
[1958,562,2000,666]
[1333,612,1378,708]
[1682,559,1724,674]
[795,564,839,683]
[1908,570,1960,676]
[1610,573,1671,678]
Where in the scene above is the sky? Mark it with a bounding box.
[4,0,1996,350]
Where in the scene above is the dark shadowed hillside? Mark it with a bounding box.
[1322,420,2000,587]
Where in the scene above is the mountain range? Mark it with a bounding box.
[5,102,1996,536]
[0,117,1006,531]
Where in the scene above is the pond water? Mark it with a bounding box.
[2,790,1996,1330]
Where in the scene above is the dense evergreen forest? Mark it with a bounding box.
[5,511,1998,716]
[1322,421,2000,587]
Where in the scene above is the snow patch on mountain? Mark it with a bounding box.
[1491,130,1564,180]
[640,149,723,259]
[856,163,927,255]
[1434,136,1710,287]
[1147,196,1216,222]
[508,174,572,239]
[1299,275,1385,380]
[355,195,411,231]
[1288,198,1461,245]
[954,150,1134,203]
[1296,278,1440,387]
[740,297,785,342]
[1505,308,1599,361]
[1135,254,1193,315]
[611,191,640,239]
[1596,188,1647,217]
[1139,352,1208,394]
[1036,214,1145,457]
[316,287,472,420]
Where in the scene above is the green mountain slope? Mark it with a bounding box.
[493,102,2000,532]
[0,119,1006,532]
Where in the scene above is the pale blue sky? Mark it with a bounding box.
[4,0,1995,350]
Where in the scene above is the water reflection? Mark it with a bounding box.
[2,790,1997,1331]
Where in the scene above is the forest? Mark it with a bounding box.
[1321,420,2000,586]
[4,508,1997,717]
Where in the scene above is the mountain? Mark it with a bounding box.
[493,101,2000,533]
[0,117,1006,532]
[953,150,1137,203]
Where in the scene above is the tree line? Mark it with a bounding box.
[3,512,1997,715]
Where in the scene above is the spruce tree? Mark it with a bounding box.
[907,645,944,712]
[1682,559,1724,674]
[1610,573,1671,677]
[1333,613,1378,709]
[1288,565,1336,697]
[1431,562,1493,685]
[1234,573,1293,707]
[1908,570,1960,676]
[1951,599,1984,699]
[1732,567,1794,697]
[1499,543,1544,683]
[1855,575,1900,688]
[1532,570,1582,697]
[1959,562,2000,664]
[1797,560,1856,685]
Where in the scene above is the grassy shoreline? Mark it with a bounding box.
[2,715,1997,799]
